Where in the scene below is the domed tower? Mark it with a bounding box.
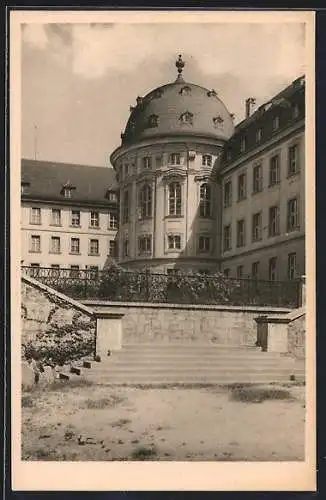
[110,55,234,273]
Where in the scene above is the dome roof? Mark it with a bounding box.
[120,56,235,147]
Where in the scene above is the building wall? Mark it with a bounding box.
[220,125,305,281]
[113,140,224,273]
[21,201,118,270]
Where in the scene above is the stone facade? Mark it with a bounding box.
[288,312,305,359]
[84,300,291,346]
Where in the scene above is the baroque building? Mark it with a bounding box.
[21,159,118,274]
[110,55,235,273]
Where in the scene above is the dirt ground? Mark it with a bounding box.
[22,381,305,461]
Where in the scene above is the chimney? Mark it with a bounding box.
[245,97,256,118]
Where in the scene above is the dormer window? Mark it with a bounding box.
[179,111,193,125]
[240,138,247,153]
[106,190,118,203]
[292,104,300,119]
[179,86,191,96]
[256,128,262,142]
[213,116,224,129]
[61,183,75,198]
[21,182,30,195]
[207,89,217,97]
[272,116,280,131]
[147,114,159,128]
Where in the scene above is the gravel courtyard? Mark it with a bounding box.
[22,380,305,462]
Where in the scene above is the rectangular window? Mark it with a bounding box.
[288,144,299,176]
[252,261,260,280]
[50,236,61,254]
[268,205,280,237]
[287,197,299,232]
[123,190,129,223]
[256,128,262,142]
[223,225,232,251]
[70,265,80,279]
[123,239,129,257]
[71,210,80,227]
[269,155,280,186]
[108,212,118,230]
[269,257,277,281]
[288,253,297,280]
[109,240,117,257]
[89,239,99,255]
[167,234,181,250]
[252,164,263,194]
[143,156,152,169]
[138,236,152,254]
[30,207,41,225]
[240,137,246,153]
[202,154,212,167]
[223,268,230,278]
[252,212,262,242]
[272,115,280,131]
[237,173,246,201]
[198,236,211,253]
[236,219,246,248]
[237,265,244,279]
[30,235,41,253]
[70,237,80,254]
[90,211,99,228]
[169,153,181,165]
[124,164,129,177]
[168,183,182,216]
[224,181,232,207]
[51,209,61,226]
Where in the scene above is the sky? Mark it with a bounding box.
[21,22,306,167]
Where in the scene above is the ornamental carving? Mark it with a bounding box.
[179,111,193,125]
[179,86,191,96]
[213,115,224,129]
[207,89,218,97]
[147,114,159,128]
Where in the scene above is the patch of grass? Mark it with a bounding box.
[130,446,158,461]
[22,394,34,408]
[230,386,293,403]
[111,418,131,428]
[80,394,126,409]
[22,446,58,461]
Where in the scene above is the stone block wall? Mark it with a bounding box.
[288,312,306,359]
[84,301,291,346]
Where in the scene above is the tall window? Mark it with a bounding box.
[252,212,262,242]
[240,137,246,153]
[70,265,80,279]
[236,219,246,248]
[30,207,41,224]
[51,209,61,226]
[138,236,152,254]
[167,234,181,250]
[50,237,61,254]
[288,144,299,176]
[30,235,41,253]
[109,240,117,257]
[223,225,232,251]
[202,155,212,167]
[198,236,211,253]
[237,265,244,278]
[108,212,118,229]
[288,253,297,280]
[256,128,262,142]
[252,164,263,194]
[269,257,277,281]
[71,210,80,227]
[63,187,72,198]
[143,156,152,169]
[169,153,181,165]
[123,239,129,257]
[224,181,232,208]
[252,261,260,280]
[139,184,152,218]
[269,155,280,186]
[90,211,99,228]
[272,115,280,131]
[70,237,80,254]
[123,190,129,223]
[89,239,99,255]
[168,182,182,216]
[287,197,299,232]
[199,183,211,217]
[268,205,280,237]
[237,173,246,201]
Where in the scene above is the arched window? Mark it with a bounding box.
[168,182,182,216]
[139,184,152,218]
[199,183,211,218]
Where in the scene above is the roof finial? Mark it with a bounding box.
[175,54,185,82]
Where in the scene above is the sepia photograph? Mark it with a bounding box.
[10,9,315,491]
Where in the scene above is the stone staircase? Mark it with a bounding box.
[65,344,305,386]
